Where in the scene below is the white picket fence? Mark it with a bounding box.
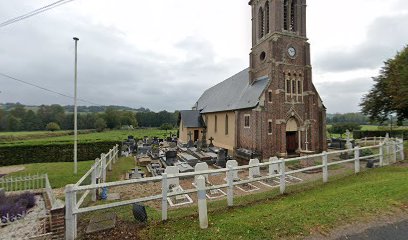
[0,173,58,229]
[64,138,404,240]
[0,174,58,208]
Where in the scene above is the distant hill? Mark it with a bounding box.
[0,103,151,113]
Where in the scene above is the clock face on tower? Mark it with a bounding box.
[287,46,297,58]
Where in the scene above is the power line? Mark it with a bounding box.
[0,72,102,106]
[0,0,76,29]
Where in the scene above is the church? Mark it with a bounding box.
[179,0,327,159]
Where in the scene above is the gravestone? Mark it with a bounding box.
[217,149,227,168]
[165,166,180,190]
[268,157,280,175]
[248,159,261,178]
[86,213,117,234]
[226,160,239,180]
[194,162,209,184]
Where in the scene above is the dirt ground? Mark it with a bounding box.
[0,165,25,175]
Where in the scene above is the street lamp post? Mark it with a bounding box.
[73,37,79,175]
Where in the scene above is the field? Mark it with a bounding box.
[6,156,135,189]
[0,129,171,147]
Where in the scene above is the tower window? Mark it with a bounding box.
[268,90,273,103]
[286,79,291,94]
[258,7,265,39]
[290,0,296,31]
[268,120,273,135]
[283,0,289,30]
[260,51,266,61]
[265,1,270,34]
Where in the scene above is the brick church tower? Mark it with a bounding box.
[248,0,326,157]
[181,0,326,159]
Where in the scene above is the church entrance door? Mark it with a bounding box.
[194,130,199,142]
[286,131,298,154]
[286,117,299,155]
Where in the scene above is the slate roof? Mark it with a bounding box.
[195,68,269,113]
[179,110,204,128]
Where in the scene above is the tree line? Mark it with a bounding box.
[0,104,179,132]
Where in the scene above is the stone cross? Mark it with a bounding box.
[201,128,208,149]
[187,131,194,148]
[187,131,193,141]
[208,137,214,148]
[345,129,353,150]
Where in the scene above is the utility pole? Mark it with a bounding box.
[73,37,79,175]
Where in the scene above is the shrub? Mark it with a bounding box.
[95,118,107,132]
[46,122,61,132]
[0,192,36,222]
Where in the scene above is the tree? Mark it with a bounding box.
[95,118,107,132]
[6,115,22,131]
[120,111,138,127]
[160,123,173,132]
[103,107,121,129]
[0,109,5,131]
[330,122,362,138]
[46,122,61,132]
[361,45,408,123]
[22,110,42,131]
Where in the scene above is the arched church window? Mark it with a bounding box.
[258,7,264,39]
[283,0,289,30]
[225,114,229,135]
[265,1,270,34]
[290,0,296,31]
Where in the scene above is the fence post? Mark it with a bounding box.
[113,146,117,164]
[161,173,168,221]
[65,184,77,240]
[379,144,384,167]
[227,165,234,207]
[392,141,397,163]
[322,151,328,183]
[400,139,405,161]
[354,146,360,173]
[108,149,113,171]
[386,141,390,165]
[364,137,368,146]
[115,144,119,161]
[374,136,377,145]
[280,158,286,194]
[196,175,208,229]
[101,153,107,183]
[91,162,97,202]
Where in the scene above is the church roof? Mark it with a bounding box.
[196,68,269,113]
[179,110,204,128]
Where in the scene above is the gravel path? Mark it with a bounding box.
[0,195,49,240]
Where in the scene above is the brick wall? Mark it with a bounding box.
[50,206,65,240]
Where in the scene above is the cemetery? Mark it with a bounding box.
[51,132,403,239]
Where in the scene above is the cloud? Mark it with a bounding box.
[0,2,245,112]
[316,78,374,113]
[315,14,408,72]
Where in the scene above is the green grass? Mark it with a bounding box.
[8,161,94,188]
[0,129,171,147]
[7,157,136,188]
[133,164,408,240]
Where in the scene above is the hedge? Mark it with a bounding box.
[0,141,121,166]
[353,130,408,140]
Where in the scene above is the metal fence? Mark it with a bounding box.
[64,138,404,240]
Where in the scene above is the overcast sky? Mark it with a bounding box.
[0,0,407,113]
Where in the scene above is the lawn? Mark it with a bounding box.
[7,156,136,188]
[134,163,408,240]
[0,129,171,147]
